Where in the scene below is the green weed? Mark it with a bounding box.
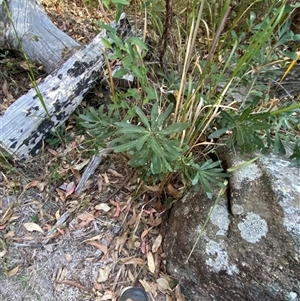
[78,0,300,196]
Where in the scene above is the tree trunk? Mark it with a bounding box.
[0,0,133,160]
[0,0,80,73]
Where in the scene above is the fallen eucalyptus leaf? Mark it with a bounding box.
[23,222,44,234]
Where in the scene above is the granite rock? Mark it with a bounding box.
[164,152,300,301]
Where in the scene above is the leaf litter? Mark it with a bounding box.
[0,1,185,300]
[0,146,182,301]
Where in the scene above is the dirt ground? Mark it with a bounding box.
[0,1,184,300]
[0,152,175,301]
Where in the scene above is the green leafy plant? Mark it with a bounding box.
[0,50,15,69]
[178,0,300,163]
[290,140,300,166]
[48,165,62,183]
[112,102,189,176]
[45,123,73,147]
[79,100,227,192]
[78,105,120,146]
[77,18,229,192]
[99,0,129,21]
[79,0,300,199]
[209,109,271,154]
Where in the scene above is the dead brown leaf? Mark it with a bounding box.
[77,212,95,227]
[61,279,90,292]
[110,199,121,217]
[167,183,183,199]
[2,80,14,102]
[95,203,111,212]
[139,279,152,293]
[127,206,138,226]
[166,295,173,301]
[154,253,161,275]
[97,263,112,283]
[7,266,19,277]
[147,251,155,273]
[42,232,62,240]
[114,232,127,253]
[127,234,140,249]
[145,184,161,192]
[140,238,147,254]
[73,159,90,171]
[85,241,108,254]
[102,172,109,184]
[107,168,124,178]
[4,230,15,238]
[55,210,60,220]
[156,277,172,293]
[148,215,162,227]
[47,148,59,156]
[24,180,47,191]
[72,168,81,183]
[8,215,20,223]
[82,234,102,243]
[0,206,13,226]
[141,228,150,240]
[175,284,185,301]
[56,188,66,202]
[0,249,7,257]
[152,234,162,253]
[120,257,144,265]
[23,222,44,234]
[65,181,76,197]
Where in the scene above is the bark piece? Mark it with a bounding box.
[0,14,132,160]
[75,148,113,194]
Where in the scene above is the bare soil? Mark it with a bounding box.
[0,150,176,301]
[0,1,183,300]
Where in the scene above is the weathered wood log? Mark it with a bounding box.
[75,148,113,194]
[0,0,80,73]
[0,13,133,160]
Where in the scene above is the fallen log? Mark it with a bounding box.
[0,13,133,160]
[0,0,80,73]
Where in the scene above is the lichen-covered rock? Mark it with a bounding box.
[164,153,300,301]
